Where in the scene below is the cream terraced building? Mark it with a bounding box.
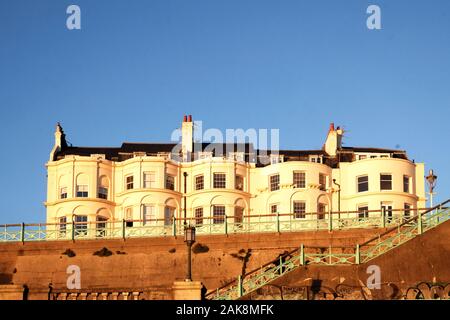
[45,116,426,234]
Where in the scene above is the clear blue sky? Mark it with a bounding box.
[0,0,449,223]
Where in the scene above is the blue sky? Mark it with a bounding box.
[0,0,449,223]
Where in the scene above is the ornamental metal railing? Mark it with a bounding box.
[206,200,450,300]
[0,206,434,243]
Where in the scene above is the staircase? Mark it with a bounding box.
[206,200,450,300]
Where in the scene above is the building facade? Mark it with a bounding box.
[45,116,426,235]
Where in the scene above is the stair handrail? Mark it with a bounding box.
[359,199,449,248]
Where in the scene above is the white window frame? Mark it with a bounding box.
[143,172,156,189]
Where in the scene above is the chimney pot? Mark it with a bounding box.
[329,123,335,132]
[183,115,187,122]
[188,115,192,122]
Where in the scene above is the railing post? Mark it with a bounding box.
[71,221,75,242]
[276,213,280,233]
[299,244,305,266]
[21,223,25,243]
[328,211,332,231]
[237,275,243,298]
[355,244,360,264]
[381,207,386,228]
[122,219,126,240]
[418,212,423,235]
[224,215,228,235]
[172,216,176,237]
[329,245,332,265]
[279,257,283,275]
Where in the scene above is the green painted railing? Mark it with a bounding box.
[0,208,424,243]
[207,200,450,300]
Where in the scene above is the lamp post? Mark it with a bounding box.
[184,225,196,282]
[425,169,437,210]
[183,172,188,225]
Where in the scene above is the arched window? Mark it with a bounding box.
[98,175,109,200]
[76,174,89,198]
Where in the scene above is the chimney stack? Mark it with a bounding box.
[181,115,194,161]
[324,122,343,157]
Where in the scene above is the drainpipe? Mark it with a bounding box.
[333,179,341,219]
[184,172,188,226]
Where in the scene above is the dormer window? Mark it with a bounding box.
[309,155,322,163]
[270,154,283,164]
[198,152,212,160]
[230,152,245,162]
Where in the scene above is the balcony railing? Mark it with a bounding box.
[0,206,443,243]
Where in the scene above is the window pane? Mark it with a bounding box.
[234,207,244,224]
[293,172,306,188]
[76,185,88,198]
[319,174,327,191]
[270,174,280,191]
[380,174,392,190]
[235,175,244,191]
[98,187,108,199]
[213,173,226,189]
[213,206,225,224]
[293,201,306,219]
[270,204,278,214]
[143,205,156,225]
[358,206,369,220]
[164,207,175,226]
[195,175,204,190]
[126,176,134,190]
[404,203,411,218]
[357,176,369,193]
[143,172,156,188]
[317,204,325,219]
[195,207,203,226]
[403,176,410,193]
[165,175,175,190]
[74,215,88,235]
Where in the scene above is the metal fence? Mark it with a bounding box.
[0,207,434,243]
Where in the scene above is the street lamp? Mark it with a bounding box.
[425,169,437,209]
[184,225,196,282]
